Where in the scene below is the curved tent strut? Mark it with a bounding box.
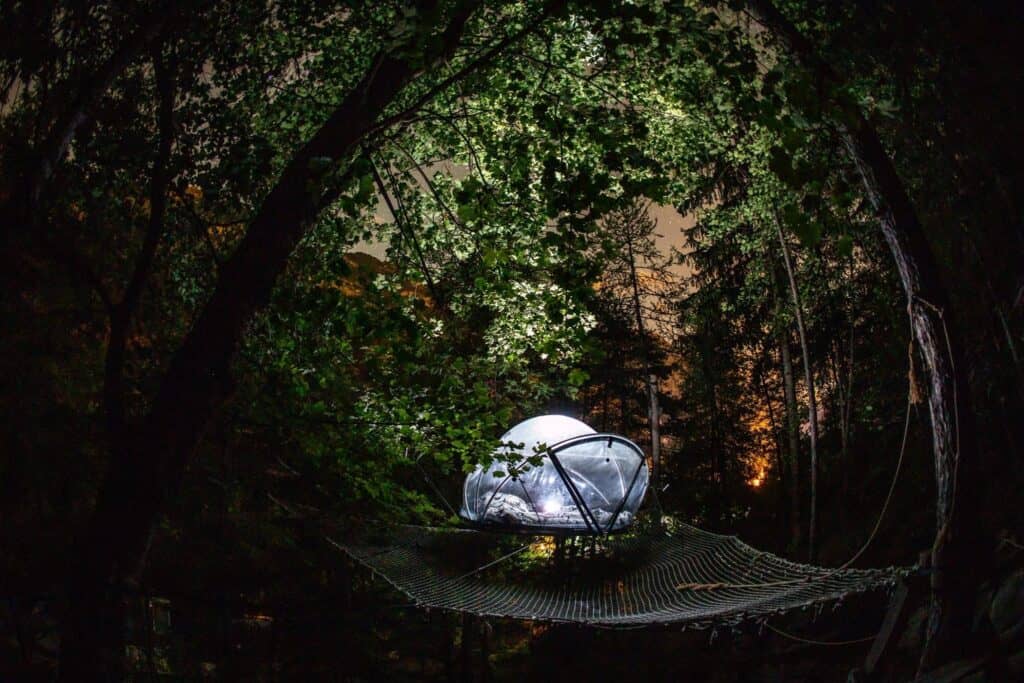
[544,433,648,536]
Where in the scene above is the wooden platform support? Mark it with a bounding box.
[851,552,930,682]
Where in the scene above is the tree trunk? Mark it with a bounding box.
[648,373,661,485]
[2,2,195,237]
[478,619,492,683]
[744,0,982,671]
[835,320,855,534]
[104,47,177,448]
[461,613,474,683]
[770,245,803,551]
[758,356,789,536]
[774,217,820,560]
[697,332,726,525]
[624,228,661,486]
[710,377,724,521]
[779,325,802,551]
[58,4,484,678]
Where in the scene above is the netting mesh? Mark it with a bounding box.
[332,523,911,628]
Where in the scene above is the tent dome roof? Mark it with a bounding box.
[461,415,648,534]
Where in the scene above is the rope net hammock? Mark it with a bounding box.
[331,522,910,629]
[331,414,913,629]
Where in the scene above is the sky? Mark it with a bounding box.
[360,191,695,280]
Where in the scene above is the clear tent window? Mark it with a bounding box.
[460,415,649,534]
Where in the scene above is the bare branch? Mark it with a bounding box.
[370,157,441,303]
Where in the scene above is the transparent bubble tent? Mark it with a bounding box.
[460,415,649,534]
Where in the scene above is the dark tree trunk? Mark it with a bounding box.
[710,380,723,520]
[774,216,820,561]
[58,44,178,681]
[2,2,194,237]
[647,373,661,486]
[849,125,981,672]
[831,320,854,535]
[478,619,492,683]
[104,47,177,449]
[744,0,982,671]
[58,4,484,678]
[759,357,790,537]
[779,325,802,551]
[698,332,726,525]
[625,229,661,485]
[461,613,474,683]
[770,249,803,551]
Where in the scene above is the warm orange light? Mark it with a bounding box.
[744,403,774,490]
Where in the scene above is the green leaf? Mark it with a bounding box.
[768,146,793,183]
[456,203,478,222]
[792,221,823,247]
[567,368,589,387]
[354,174,375,203]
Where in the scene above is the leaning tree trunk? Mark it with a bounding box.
[743,0,982,671]
[771,249,802,551]
[843,113,980,674]
[57,3,487,678]
[774,217,820,561]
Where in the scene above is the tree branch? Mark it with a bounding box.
[28,2,190,208]
[369,0,565,135]
[371,157,441,304]
[392,141,469,233]
[104,43,177,447]
[73,6,499,624]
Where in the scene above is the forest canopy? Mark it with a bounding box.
[1,0,1021,679]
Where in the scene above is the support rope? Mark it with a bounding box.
[411,447,459,518]
[677,387,913,591]
[764,622,877,646]
[451,544,532,582]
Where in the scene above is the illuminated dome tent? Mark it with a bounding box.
[461,415,649,534]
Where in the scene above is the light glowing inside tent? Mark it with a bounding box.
[460,415,649,533]
[541,497,561,514]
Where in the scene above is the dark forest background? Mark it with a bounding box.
[1,0,1021,680]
